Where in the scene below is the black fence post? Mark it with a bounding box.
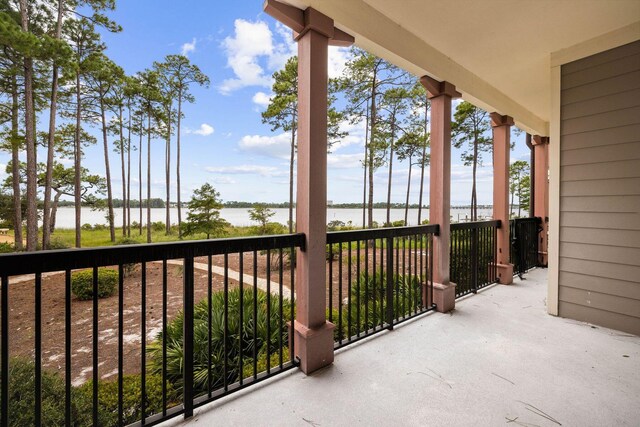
[183,255,195,419]
[386,236,394,330]
[471,228,478,293]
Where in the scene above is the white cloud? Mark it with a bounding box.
[187,123,215,136]
[331,119,366,151]
[327,153,363,169]
[205,165,285,177]
[252,91,272,108]
[211,176,236,185]
[238,133,291,160]
[219,20,274,94]
[181,38,196,56]
[328,46,350,79]
[0,163,6,181]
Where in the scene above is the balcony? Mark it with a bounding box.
[167,267,640,427]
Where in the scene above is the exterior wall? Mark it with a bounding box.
[558,40,640,335]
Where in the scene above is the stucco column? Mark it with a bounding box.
[420,76,460,312]
[533,135,549,266]
[264,1,353,374]
[490,113,515,284]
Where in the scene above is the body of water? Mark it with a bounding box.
[51,206,495,229]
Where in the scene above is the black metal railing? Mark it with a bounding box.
[450,220,500,298]
[510,217,541,277]
[326,224,439,349]
[0,234,303,427]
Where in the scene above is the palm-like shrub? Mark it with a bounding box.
[147,287,292,396]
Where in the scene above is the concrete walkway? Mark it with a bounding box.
[164,268,640,426]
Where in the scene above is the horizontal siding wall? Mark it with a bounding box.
[559,40,640,336]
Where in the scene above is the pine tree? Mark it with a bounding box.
[183,183,228,239]
[452,101,492,221]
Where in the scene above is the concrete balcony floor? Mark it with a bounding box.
[167,268,640,426]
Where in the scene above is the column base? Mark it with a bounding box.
[495,263,514,284]
[432,281,456,313]
[292,320,335,374]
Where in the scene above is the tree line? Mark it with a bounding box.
[0,0,209,250]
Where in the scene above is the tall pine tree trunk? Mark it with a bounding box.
[165,109,171,235]
[417,104,428,225]
[288,124,295,233]
[367,85,377,228]
[101,96,116,242]
[119,105,126,236]
[127,100,132,237]
[138,124,143,235]
[10,75,23,250]
[74,73,82,247]
[472,136,478,221]
[146,114,152,243]
[176,92,183,238]
[50,192,61,233]
[385,126,395,226]
[404,159,412,226]
[42,0,64,250]
[20,0,37,251]
[361,102,369,229]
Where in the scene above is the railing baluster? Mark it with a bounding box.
[92,267,99,427]
[386,236,394,329]
[328,244,333,323]
[141,262,147,424]
[277,249,283,368]
[253,250,258,380]
[65,270,72,427]
[118,264,125,425]
[266,249,271,375]
[162,259,167,415]
[183,256,194,419]
[224,253,229,391]
[208,255,212,396]
[1,275,7,427]
[35,272,41,427]
[238,252,244,384]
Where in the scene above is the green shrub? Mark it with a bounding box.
[93,223,108,231]
[46,237,70,250]
[151,221,165,232]
[242,347,290,379]
[71,268,118,300]
[147,288,291,396]
[0,242,15,253]
[81,223,93,231]
[391,220,405,227]
[76,374,174,427]
[0,357,90,426]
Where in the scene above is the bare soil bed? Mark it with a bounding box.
[3,247,420,385]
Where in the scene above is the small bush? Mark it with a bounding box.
[71,268,118,300]
[242,347,290,379]
[0,357,90,426]
[46,237,70,250]
[0,242,15,253]
[327,220,345,231]
[392,220,405,227]
[151,221,165,232]
[93,223,108,231]
[81,223,93,231]
[76,374,174,427]
[131,221,140,228]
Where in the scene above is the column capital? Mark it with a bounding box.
[264,0,354,46]
[532,135,550,146]
[420,75,461,99]
[490,112,514,128]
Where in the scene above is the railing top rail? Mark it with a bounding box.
[450,220,501,230]
[326,224,440,244]
[511,216,542,224]
[0,233,305,276]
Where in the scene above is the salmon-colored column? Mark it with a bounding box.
[533,135,549,266]
[490,113,515,284]
[421,76,460,312]
[264,1,353,374]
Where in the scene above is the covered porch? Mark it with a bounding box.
[166,268,640,426]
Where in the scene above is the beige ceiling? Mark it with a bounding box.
[281,0,640,134]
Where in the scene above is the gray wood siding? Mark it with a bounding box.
[559,40,640,336]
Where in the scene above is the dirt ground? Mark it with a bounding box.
[3,246,425,386]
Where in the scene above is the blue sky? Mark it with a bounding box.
[1,1,531,206]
